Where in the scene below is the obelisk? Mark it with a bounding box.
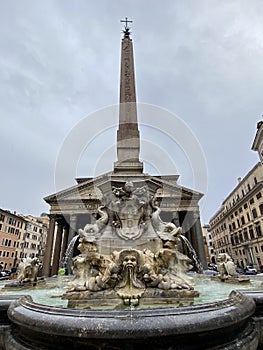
[114,18,143,173]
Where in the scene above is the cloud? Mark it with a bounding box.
[0,0,262,222]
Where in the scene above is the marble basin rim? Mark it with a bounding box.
[7,290,256,339]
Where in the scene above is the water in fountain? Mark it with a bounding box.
[179,234,203,273]
[61,235,78,274]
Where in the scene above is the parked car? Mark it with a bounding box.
[0,270,11,278]
[208,263,218,272]
[236,267,245,274]
[244,266,257,275]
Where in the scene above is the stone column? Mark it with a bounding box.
[172,211,180,227]
[42,215,56,276]
[67,214,77,247]
[51,217,64,276]
[192,211,208,269]
[60,224,69,266]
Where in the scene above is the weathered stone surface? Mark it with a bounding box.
[62,181,199,307]
[4,291,258,349]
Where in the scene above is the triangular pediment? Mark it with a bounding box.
[44,171,203,205]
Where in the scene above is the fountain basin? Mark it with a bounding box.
[3,291,259,350]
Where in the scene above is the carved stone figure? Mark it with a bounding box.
[110,182,149,240]
[17,257,41,285]
[115,249,145,306]
[150,199,182,244]
[63,181,200,307]
[155,249,194,290]
[78,206,108,243]
[217,253,238,280]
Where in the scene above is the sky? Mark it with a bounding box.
[0,0,262,225]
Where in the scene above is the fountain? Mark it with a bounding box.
[1,183,262,349]
[62,181,199,309]
[1,21,263,350]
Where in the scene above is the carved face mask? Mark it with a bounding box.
[123,255,137,269]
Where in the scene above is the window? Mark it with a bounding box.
[254,177,258,185]
[260,204,263,215]
[247,213,250,221]
[250,198,255,205]
[256,223,262,237]
[248,184,251,191]
[252,208,258,219]
[244,203,248,209]
[241,216,245,225]
[249,226,255,240]
[256,192,262,200]
[255,246,259,253]
[244,228,248,240]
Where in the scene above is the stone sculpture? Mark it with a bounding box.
[17,257,41,284]
[63,181,200,307]
[216,253,250,283]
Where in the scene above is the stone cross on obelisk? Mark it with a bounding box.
[114,18,143,174]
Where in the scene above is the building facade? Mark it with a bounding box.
[202,225,216,264]
[0,208,48,271]
[209,163,263,270]
[17,214,48,263]
[252,121,263,163]
[0,209,25,270]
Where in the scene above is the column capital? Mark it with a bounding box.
[49,214,57,221]
[56,216,66,226]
